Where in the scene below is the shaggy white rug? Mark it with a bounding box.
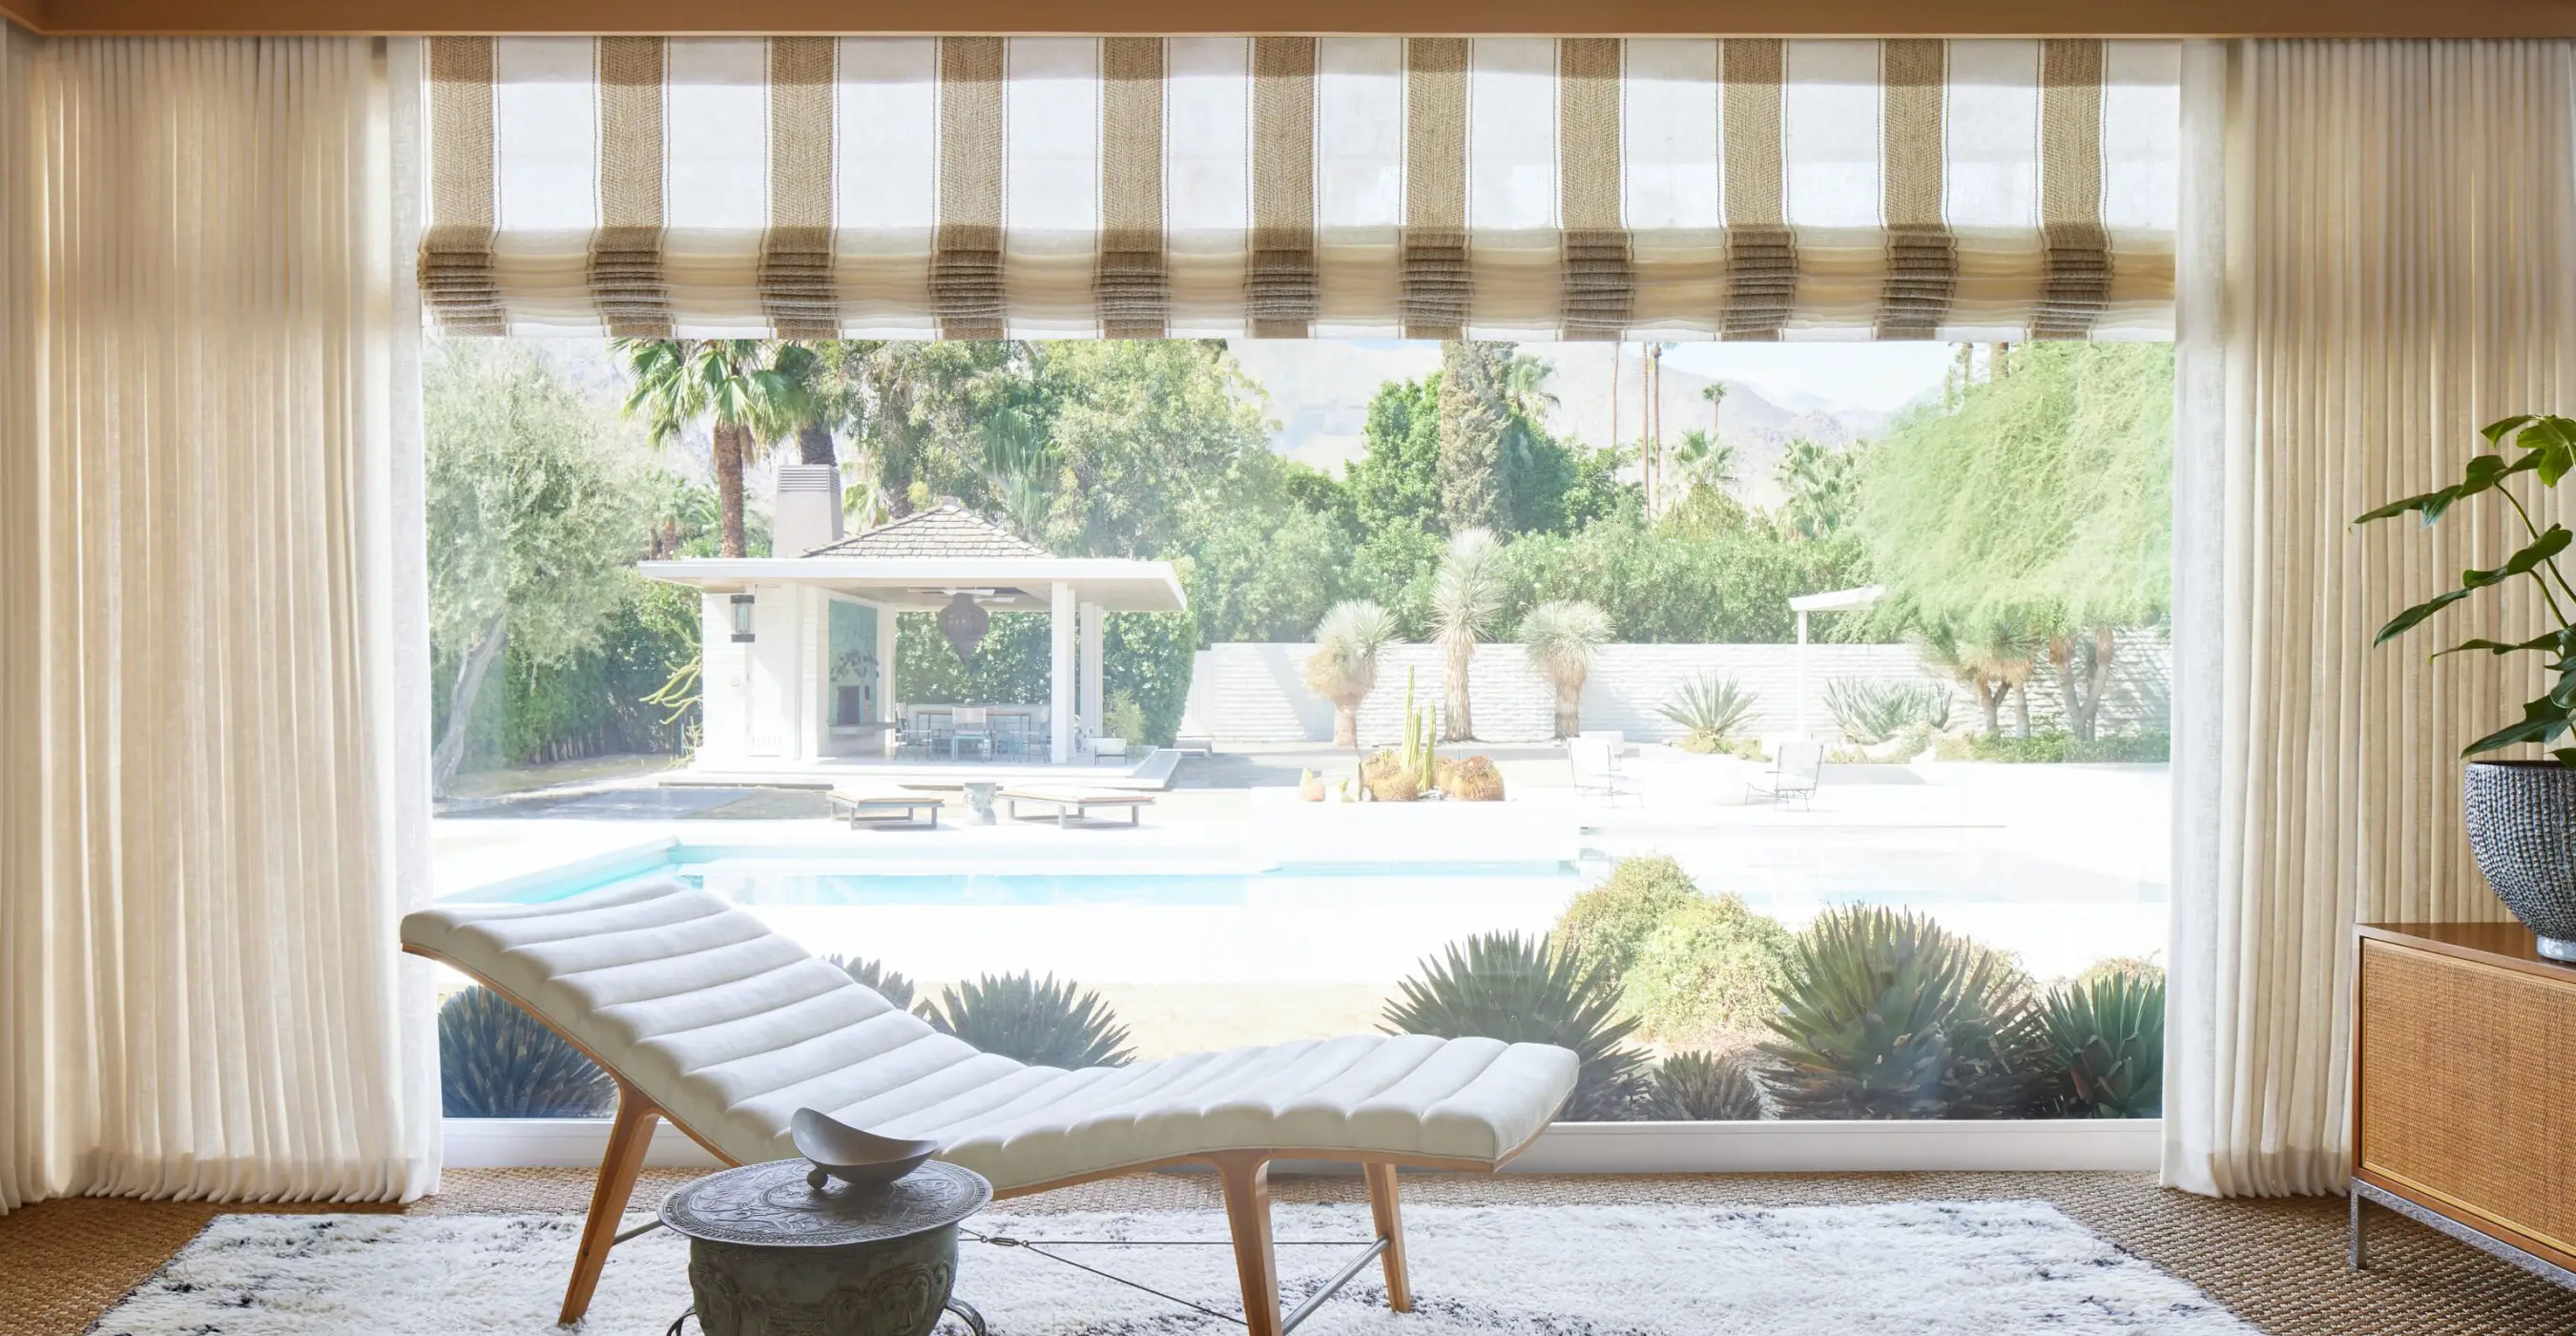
[93,1201,2254,1335]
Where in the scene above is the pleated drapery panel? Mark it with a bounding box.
[2164,39,2576,1200]
[420,36,2181,341]
[0,33,440,1211]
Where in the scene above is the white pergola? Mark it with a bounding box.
[639,506,1185,765]
[1785,584,1884,738]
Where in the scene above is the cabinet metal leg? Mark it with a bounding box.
[2349,1188,2367,1271]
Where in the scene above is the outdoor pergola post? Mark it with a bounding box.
[1050,581,1076,763]
[1784,584,1885,741]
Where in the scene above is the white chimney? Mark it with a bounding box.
[773,465,844,556]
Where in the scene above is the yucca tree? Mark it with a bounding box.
[616,339,816,557]
[1430,527,1506,742]
[1520,599,1611,738]
[1302,600,1402,748]
[1382,931,1651,1121]
[1918,619,2042,738]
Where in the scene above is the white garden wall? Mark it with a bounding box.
[1183,633,2171,745]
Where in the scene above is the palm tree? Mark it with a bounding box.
[978,402,1056,542]
[1430,527,1507,742]
[616,340,814,557]
[1520,600,1611,738]
[1672,428,1739,495]
[1701,380,1727,434]
[1776,437,1856,541]
[1302,600,1402,748]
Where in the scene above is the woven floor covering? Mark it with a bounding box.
[10,1171,2576,1336]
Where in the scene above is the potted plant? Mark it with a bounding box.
[2359,413,2576,959]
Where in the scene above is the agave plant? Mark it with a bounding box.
[2038,970,2165,1118]
[1519,600,1612,739]
[918,972,1134,1069]
[1658,673,1756,751]
[1382,931,1651,1121]
[1821,677,1952,745]
[1303,600,1402,749]
[438,986,616,1118]
[1761,907,2043,1120]
[822,953,916,1012]
[1429,528,1506,742]
[1652,1050,1765,1121]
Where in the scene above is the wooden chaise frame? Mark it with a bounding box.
[412,945,1554,1334]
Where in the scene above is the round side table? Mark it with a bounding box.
[660,1159,991,1336]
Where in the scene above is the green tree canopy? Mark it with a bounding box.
[1858,342,2172,634]
[427,343,654,792]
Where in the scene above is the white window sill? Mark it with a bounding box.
[440,1117,2159,1174]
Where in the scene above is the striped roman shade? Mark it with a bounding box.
[422,37,2179,341]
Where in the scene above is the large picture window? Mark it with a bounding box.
[418,36,2178,1141]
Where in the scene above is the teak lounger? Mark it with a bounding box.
[401,881,1576,1332]
[826,790,945,828]
[998,787,1154,827]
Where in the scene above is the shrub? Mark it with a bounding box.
[1822,677,1952,744]
[1628,893,1796,1048]
[1382,931,1652,1121]
[918,972,1134,1069]
[439,986,616,1118]
[1659,673,1756,751]
[1102,691,1149,745]
[1652,1050,1766,1121]
[822,953,916,1012]
[1761,907,2044,1119]
[1966,730,2170,763]
[2037,970,2165,1118]
[1555,856,1701,983]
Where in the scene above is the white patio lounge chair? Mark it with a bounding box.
[401,881,1577,1332]
[826,789,944,828]
[999,786,1153,827]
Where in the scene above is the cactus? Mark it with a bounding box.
[1399,668,1438,793]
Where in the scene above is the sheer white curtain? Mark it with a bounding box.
[2166,39,2576,1198]
[0,33,438,1211]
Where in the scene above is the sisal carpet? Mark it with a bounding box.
[87,1201,2251,1335]
[7,1170,2575,1336]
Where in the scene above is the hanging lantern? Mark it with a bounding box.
[937,592,990,666]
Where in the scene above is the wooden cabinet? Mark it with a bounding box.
[2353,924,2576,1284]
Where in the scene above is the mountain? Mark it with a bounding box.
[1224,340,1893,510]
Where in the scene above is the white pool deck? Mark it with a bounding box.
[433,748,2170,1006]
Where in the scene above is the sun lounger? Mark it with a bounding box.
[998,787,1154,827]
[402,881,1575,1332]
[826,789,944,828]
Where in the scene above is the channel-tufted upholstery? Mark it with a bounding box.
[404,879,1578,1190]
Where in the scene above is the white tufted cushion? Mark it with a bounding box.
[405,880,1578,1190]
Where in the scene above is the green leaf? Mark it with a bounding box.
[2353,485,2462,527]
[2463,697,2576,758]
[2484,414,2541,446]
[2460,525,2573,591]
[2374,588,2476,644]
[2553,747,2576,767]
[2434,632,2567,658]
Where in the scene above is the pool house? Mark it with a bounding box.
[637,481,1186,779]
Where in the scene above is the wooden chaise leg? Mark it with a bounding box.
[1213,1152,1282,1336]
[1362,1162,1413,1311]
[560,1083,660,1326]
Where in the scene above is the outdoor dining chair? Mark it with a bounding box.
[951,705,992,761]
[1748,741,1825,808]
[991,712,1028,760]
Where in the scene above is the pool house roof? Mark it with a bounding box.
[636,500,1187,614]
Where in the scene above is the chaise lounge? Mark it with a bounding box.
[401,881,1577,1332]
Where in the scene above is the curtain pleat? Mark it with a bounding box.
[421,35,2182,341]
[2166,38,2576,1199]
[0,31,438,1212]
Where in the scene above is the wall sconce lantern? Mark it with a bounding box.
[730,594,758,643]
